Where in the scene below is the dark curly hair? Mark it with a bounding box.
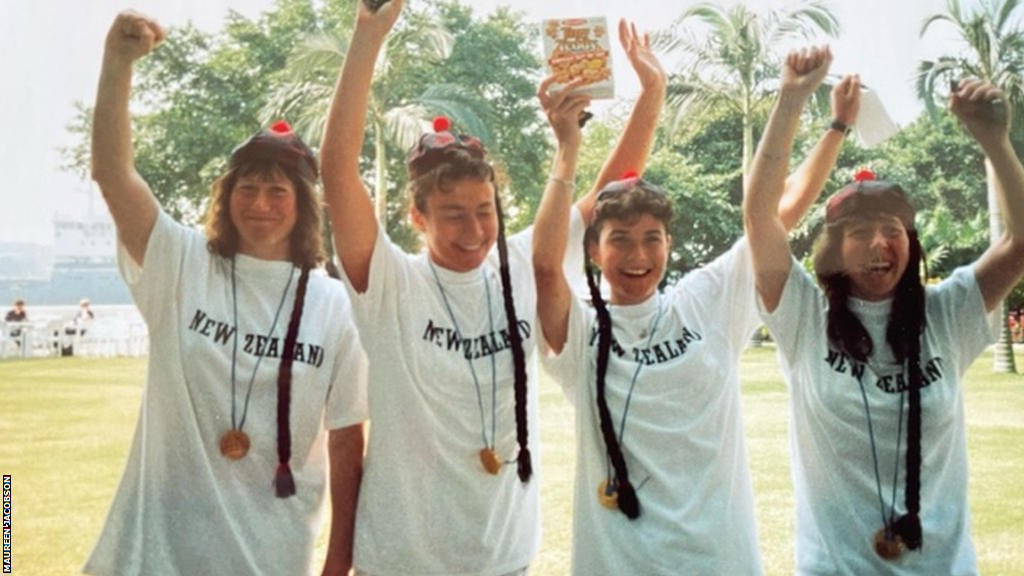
[586,181,673,245]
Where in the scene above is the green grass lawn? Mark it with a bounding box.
[1,348,1022,575]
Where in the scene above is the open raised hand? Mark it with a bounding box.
[618,19,665,92]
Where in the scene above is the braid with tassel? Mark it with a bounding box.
[891,234,925,549]
[585,259,640,519]
[494,192,531,483]
[273,265,311,497]
[893,334,923,549]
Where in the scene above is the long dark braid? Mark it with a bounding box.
[273,264,311,498]
[494,192,531,483]
[585,259,641,519]
[890,233,925,549]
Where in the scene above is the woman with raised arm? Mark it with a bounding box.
[533,43,862,576]
[744,45,1024,574]
[84,10,367,576]
[318,1,664,574]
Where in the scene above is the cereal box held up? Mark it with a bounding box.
[542,16,614,100]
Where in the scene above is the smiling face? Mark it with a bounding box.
[588,213,671,305]
[411,177,497,272]
[840,214,910,301]
[228,168,298,261]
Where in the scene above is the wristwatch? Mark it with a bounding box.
[828,118,851,135]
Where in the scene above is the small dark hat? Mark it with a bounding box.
[229,120,318,181]
[825,169,915,229]
[406,116,486,179]
[595,169,670,201]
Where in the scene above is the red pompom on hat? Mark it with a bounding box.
[406,115,486,178]
[229,119,317,180]
[853,168,875,181]
[620,169,639,180]
[825,168,915,227]
[269,120,293,134]
[432,115,451,133]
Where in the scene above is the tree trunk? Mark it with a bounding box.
[985,159,1017,373]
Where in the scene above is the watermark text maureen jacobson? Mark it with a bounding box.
[3,475,10,573]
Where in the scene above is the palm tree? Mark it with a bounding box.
[655,0,841,187]
[263,15,491,224]
[917,0,1024,373]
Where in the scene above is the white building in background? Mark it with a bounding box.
[1,183,130,305]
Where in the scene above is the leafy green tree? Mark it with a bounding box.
[63,0,324,223]
[269,0,547,244]
[655,0,840,186]
[918,0,1024,372]
[266,0,492,231]
[870,112,989,274]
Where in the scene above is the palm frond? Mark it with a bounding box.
[413,84,493,145]
[382,104,431,151]
[915,57,966,120]
[284,32,349,79]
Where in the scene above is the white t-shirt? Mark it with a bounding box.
[542,239,764,576]
[345,210,584,576]
[761,261,996,576]
[84,211,368,576]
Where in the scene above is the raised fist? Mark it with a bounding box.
[105,10,165,62]
[780,45,832,100]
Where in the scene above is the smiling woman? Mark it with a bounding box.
[744,45,1024,573]
[205,121,322,266]
[227,170,299,261]
[83,10,368,576]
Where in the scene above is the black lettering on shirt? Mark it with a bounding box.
[823,347,945,393]
[420,317,532,360]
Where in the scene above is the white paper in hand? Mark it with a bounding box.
[853,87,898,147]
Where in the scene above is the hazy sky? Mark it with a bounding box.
[0,0,965,245]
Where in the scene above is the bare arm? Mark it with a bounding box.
[575,19,666,221]
[91,11,165,267]
[319,424,364,576]
[743,47,832,313]
[779,74,860,230]
[953,80,1024,312]
[533,78,590,354]
[319,0,403,292]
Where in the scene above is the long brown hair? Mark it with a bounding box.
[204,160,325,268]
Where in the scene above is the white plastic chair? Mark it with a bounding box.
[0,320,15,359]
[31,316,75,358]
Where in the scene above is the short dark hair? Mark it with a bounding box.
[405,147,496,214]
[586,178,673,244]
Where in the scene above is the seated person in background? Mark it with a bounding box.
[5,298,28,343]
[62,298,96,356]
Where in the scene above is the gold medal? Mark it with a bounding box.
[873,527,904,560]
[479,447,501,475]
[596,479,619,509]
[219,429,250,459]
